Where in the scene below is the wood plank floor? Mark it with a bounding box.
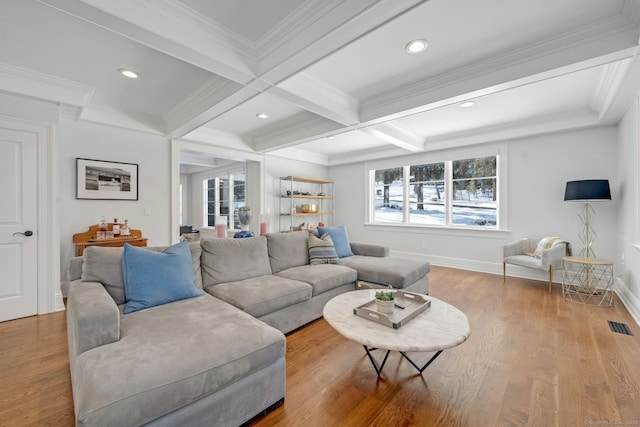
[1,266,639,426]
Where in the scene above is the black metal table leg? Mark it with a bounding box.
[363,345,390,376]
[399,350,443,373]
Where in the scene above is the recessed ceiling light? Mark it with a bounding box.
[405,39,428,54]
[460,101,475,108]
[118,68,139,79]
[256,113,268,119]
[327,136,336,140]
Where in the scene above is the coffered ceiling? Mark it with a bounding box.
[1,0,639,165]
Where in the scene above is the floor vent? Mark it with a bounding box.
[608,321,633,336]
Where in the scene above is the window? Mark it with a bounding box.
[204,171,246,229]
[371,155,498,228]
[374,167,403,223]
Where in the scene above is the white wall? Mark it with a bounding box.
[617,95,640,324]
[58,119,172,280]
[330,126,619,282]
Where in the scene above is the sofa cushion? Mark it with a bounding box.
[72,294,285,427]
[81,243,203,305]
[339,255,430,288]
[122,241,204,314]
[201,237,272,286]
[275,264,357,296]
[81,246,127,304]
[204,275,312,318]
[265,231,310,273]
[308,233,339,265]
[316,225,354,258]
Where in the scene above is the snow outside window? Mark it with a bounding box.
[371,156,497,228]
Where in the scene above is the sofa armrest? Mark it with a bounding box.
[540,243,569,270]
[350,242,389,257]
[67,256,83,281]
[67,280,120,358]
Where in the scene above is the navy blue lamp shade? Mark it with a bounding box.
[564,180,611,201]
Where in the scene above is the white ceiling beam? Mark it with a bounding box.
[166,86,262,139]
[253,115,344,153]
[361,122,424,152]
[270,73,360,126]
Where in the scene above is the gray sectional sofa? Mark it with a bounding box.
[66,231,430,426]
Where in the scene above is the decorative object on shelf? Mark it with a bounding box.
[564,179,611,258]
[76,158,138,200]
[237,206,252,231]
[301,204,318,213]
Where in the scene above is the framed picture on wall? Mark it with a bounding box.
[76,158,139,200]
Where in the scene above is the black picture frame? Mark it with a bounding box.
[76,158,139,200]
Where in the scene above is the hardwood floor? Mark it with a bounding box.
[1,266,639,426]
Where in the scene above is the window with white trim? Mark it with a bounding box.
[371,155,498,228]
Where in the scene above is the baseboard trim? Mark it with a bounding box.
[390,250,561,283]
[389,250,640,327]
[615,277,640,328]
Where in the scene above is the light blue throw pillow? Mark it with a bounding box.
[122,241,204,314]
[316,225,354,258]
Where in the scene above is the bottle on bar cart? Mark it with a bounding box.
[112,218,120,238]
[121,220,130,237]
[98,217,108,240]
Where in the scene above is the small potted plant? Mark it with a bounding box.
[357,281,395,314]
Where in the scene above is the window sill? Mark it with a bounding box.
[364,223,510,239]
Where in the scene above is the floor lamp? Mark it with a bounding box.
[563,179,611,258]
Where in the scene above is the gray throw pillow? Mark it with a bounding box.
[308,233,339,265]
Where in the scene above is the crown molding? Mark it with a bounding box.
[180,126,253,153]
[327,145,410,166]
[592,57,633,118]
[79,104,164,135]
[0,63,94,107]
[361,15,638,123]
[424,109,600,151]
[267,146,330,166]
[622,0,640,27]
[253,115,343,152]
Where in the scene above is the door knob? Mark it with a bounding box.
[13,230,33,237]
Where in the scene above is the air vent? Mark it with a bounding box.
[607,321,633,336]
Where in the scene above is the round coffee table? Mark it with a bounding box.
[323,290,470,376]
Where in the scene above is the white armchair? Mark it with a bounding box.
[503,238,571,293]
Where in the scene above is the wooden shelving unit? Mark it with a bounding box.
[280,176,333,231]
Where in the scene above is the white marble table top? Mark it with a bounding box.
[323,290,471,352]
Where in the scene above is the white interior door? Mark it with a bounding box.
[0,127,38,322]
